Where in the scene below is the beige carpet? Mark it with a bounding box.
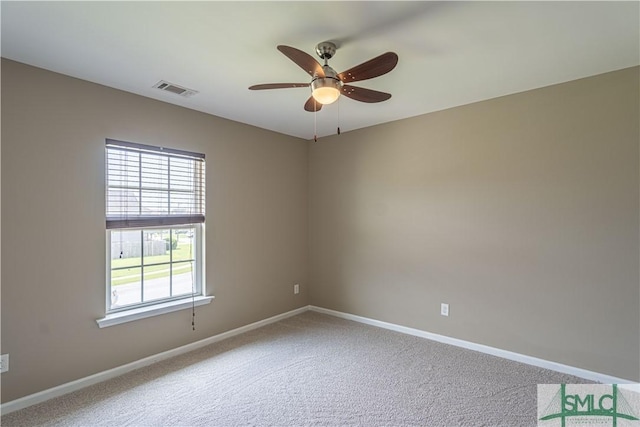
[1,311,592,426]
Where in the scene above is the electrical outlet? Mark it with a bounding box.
[441,303,449,317]
[294,284,300,295]
[0,354,9,373]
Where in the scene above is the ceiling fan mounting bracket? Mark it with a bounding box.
[315,42,337,60]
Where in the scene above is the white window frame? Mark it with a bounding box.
[98,139,211,328]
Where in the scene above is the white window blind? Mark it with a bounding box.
[106,139,205,229]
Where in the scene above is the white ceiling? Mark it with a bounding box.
[2,1,638,140]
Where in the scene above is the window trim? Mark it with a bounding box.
[96,295,214,328]
[103,139,207,322]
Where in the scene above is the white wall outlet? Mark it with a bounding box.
[294,284,300,295]
[441,303,449,317]
[0,354,9,373]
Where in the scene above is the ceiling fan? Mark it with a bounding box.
[249,42,398,112]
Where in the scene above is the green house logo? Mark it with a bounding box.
[538,384,639,427]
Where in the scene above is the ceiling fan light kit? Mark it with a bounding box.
[310,69,342,105]
[311,82,341,105]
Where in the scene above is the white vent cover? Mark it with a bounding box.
[153,80,198,97]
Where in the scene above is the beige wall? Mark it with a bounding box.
[309,67,640,381]
[2,60,638,404]
[1,59,309,402]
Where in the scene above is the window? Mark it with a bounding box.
[105,139,206,315]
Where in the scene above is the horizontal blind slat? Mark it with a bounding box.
[106,215,205,229]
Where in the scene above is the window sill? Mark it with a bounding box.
[96,296,214,328]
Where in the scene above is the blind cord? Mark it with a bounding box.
[191,235,196,331]
[190,161,196,331]
[192,294,196,331]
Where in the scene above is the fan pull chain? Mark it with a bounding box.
[337,96,341,135]
[314,100,318,142]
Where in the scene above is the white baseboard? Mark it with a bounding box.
[0,306,309,415]
[3,304,637,415]
[309,305,637,386]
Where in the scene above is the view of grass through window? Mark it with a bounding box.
[110,227,196,308]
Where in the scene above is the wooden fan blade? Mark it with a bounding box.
[338,52,398,83]
[341,85,392,103]
[249,83,309,90]
[304,96,323,112]
[277,45,325,78]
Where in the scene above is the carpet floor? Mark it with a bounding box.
[1,311,593,426]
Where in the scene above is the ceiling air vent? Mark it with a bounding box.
[153,80,198,98]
